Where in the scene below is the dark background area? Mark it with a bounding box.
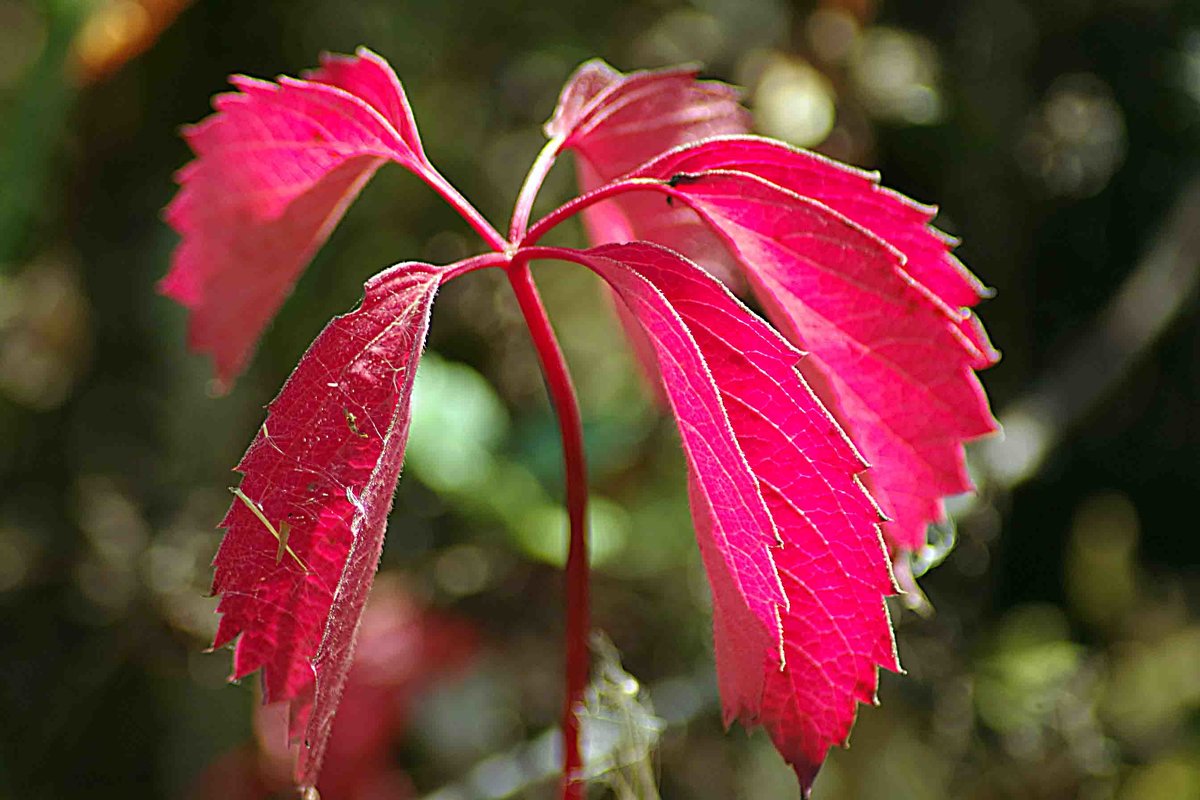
[2,0,1199,798]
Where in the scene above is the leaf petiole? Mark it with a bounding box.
[521,177,666,247]
[418,166,508,252]
[509,135,565,243]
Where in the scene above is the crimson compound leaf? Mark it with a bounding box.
[161,48,432,388]
[531,242,899,793]
[168,49,1001,798]
[210,261,443,788]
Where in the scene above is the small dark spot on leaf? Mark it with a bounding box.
[667,172,701,187]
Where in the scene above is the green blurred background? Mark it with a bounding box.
[2,0,1199,798]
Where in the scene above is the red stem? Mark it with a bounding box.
[509,136,565,243]
[419,165,509,252]
[506,255,589,800]
[439,250,509,281]
[431,131,593,797]
[522,177,666,247]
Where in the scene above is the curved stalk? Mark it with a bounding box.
[439,250,510,282]
[420,166,509,252]
[505,255,590,800]
[521,177,667,247]
[509,136,565,243]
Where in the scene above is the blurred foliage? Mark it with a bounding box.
[1,0,1199,798]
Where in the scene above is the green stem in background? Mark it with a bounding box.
[0,1,90,268]
[505,255,589,800]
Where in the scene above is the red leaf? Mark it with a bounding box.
[534,242,899,792]
[210,261,442,788]
[161,48,429,388]
[627,137,999,366]
[547,60,749,176]
[607,146,998,553]
[547,60,750,284]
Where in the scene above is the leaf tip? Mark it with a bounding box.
[354,45,385,64]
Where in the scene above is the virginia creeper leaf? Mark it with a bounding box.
[546,59,749,175]
[161,48,430,388]
[539,242,899,792]
[210,261,442,788]
[600,153,998,554]
[541,243,786,709]
[547,60,750,283]
[624,137,999,367]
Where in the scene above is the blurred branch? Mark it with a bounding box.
[419,718,559,800]
[0,0,192,269]
[0,1,88,269]
[979,175,1200,490]
[72,0,194,85]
